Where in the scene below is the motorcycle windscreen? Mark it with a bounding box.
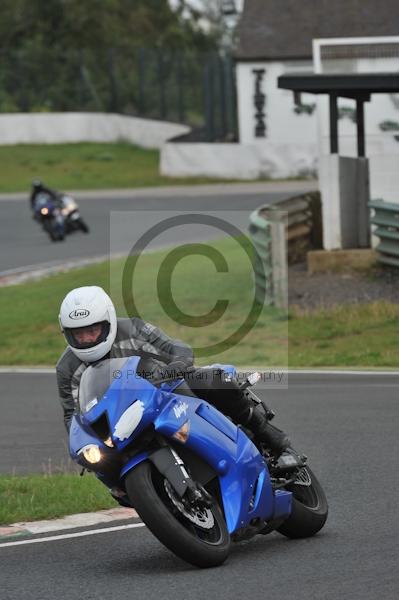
[78,357,131,413]
[35,192,52,207]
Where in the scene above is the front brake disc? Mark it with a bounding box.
[164,479,215,529]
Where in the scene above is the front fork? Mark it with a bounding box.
[151,438,212,507]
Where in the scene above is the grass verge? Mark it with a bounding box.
[1,237,399,366]
[0,473,117,525]
[0,142,241,193]
[288,301,399,367]
[0,236,288,366]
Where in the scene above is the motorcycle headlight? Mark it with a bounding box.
[114,401,145,441]
[79,444,102,464]
[41,207,48,215]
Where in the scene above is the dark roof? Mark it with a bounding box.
[278,72,399,99]
[236,0,399,60]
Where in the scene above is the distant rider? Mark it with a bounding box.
[30,180,63,212]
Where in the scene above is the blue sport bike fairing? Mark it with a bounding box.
[70,356,328,568]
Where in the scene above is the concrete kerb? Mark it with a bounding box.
[0,253,124,287]
[0,507,139,541]
[0,243,186,286]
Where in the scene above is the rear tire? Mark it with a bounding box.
[125,461,230,568]
[277,466,328,539]
[78,218,89,233]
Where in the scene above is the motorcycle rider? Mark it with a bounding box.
[30,179,62,212]
[57,286,290,455]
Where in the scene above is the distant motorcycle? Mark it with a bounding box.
[32,192,89,241]
[33,192,65,242]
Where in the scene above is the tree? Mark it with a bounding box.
[0,0,227,117]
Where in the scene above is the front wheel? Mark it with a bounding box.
[125,461,230,568]
[277,466,328,539]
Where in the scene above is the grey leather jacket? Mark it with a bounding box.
[56,317,194,431]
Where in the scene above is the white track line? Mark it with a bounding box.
[0,522,146,548]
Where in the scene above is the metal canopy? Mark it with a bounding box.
[278,72,399,157]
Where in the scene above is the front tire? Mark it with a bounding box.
[277,466,328,539]
[125,461,230,568]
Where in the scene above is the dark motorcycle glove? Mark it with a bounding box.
[165,360,194,378]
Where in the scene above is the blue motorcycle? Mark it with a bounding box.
[33,192,65,241]
[70,357,328,567]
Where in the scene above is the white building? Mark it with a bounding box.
[237,0,399,177]
[235,0,399,186]
[162,0,399,191]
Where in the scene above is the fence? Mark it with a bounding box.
[248,192,322,309]
[0,47,237,142]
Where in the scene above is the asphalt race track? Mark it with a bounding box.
[1,372,398,600]
[0,180,396,600]
[0,183,314,275]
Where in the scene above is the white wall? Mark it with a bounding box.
[160,140,317,179]
[237,60,318,146]
[161,143,259,178]
[0,113,190,149]
[236,59,318,178]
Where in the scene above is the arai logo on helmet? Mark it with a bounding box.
[69,309,90,320]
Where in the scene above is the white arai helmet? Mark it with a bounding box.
[59,286,117,362]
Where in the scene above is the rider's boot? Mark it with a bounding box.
[220,376,290,455]
[227,385,290,455]
[244,403,290,455]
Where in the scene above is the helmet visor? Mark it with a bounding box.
[64,321,110,350]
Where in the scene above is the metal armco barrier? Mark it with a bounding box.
[369,199,399,267]
[248,211,274,306]
[249,191,322,309]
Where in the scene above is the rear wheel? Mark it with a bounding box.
[78,218,89,233]
[277,466,328,538]
[125,461,230,568]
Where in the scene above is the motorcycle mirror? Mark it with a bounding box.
[239,371,261,391]
[247,372,261,386]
